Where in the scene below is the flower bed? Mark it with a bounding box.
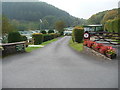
[83,40,117,59]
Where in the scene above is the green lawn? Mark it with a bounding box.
[69,38,83,52]
[25,38,58,52]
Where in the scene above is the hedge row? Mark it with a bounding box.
[104,18,120,33]
[32,33,60,45]
[8,32,27,43]
[72,26,84,43]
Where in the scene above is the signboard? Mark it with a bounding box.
[84,33,90,39]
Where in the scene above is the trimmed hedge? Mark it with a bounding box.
[8,32,22,43]
[72,26,84,43]
[21,35,27,41]
[32,33,43,45]
[32,33,60,45]
[43,34,52,42]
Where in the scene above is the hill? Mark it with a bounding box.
[87,8,118,25]
[2,2,86,30]
[87,8,119,33]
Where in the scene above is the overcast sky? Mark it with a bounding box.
[39,0,119,19]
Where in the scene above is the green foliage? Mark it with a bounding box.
[32,33,43,45]
[101,9,118,24]
[48,30,54,33]
[87,11,107,24]
[104,18,119,33]
[72,27,84,43]
[8,32,22,43]
[87,8,118,25]
[3,2,87,29]
[2,16,16,34]
[41,30,47,34]
[55,21,66,35]
[21,35,27,41]
[50,33,58,39]
[43,34,52,42]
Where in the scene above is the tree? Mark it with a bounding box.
[2,16,15,34]
[55,21,66,35]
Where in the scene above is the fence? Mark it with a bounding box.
[1,42,26,56]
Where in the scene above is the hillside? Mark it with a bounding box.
[87,8,118,25]
[2,2,86,30]
[87,8,119,33]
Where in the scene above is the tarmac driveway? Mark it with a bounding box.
[2,36,118,88]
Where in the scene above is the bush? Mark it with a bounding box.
[41,30,47,34]
[50,33,58,39]
[43,34,52,42]
[21,35,27,41]
[48,30,54,34]
[8,32,22,43]
[32,33,43,45]
[72,26,84,43]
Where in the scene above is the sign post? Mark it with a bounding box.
[84,32,90,40]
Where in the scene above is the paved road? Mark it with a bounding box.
[2,36,118,88]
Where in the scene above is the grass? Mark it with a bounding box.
[25,47,40,52]
[69,38,83,52]
[25,38,58,52]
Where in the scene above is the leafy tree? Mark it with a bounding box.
[2,15,15,34]
[101,9,118,24]
[55,21,66,35]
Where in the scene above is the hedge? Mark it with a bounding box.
[8,32,22,43]
[32,33,43,45]
[21,35,27,41]
[72,26,84,43]
[43,34,52,42]
[41,30,47,34]
[48,30,54,33]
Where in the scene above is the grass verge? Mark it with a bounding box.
[25,38,58,52]
[69,38,83,52]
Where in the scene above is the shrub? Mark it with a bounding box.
[50,33,59,39]
[48,30,54,34]
[32,33,43,45]
[41,30,47,34]
[8,32,22,43]
[72,26,84,43]
[92,43,103,50]
[87,40,95,48]
[21,35,27,41]
[43,34,52,42]
[99,46,109,54]
[83,40,88,46]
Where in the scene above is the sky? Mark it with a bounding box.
[39,0,119,19]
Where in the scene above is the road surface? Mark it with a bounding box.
[2,36,118,88]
